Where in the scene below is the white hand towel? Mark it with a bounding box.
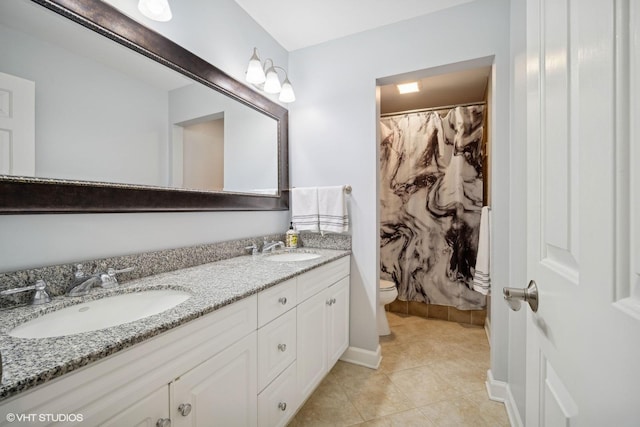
[472,206,491,295]
[292,187,319,231]
[318,185,349,234]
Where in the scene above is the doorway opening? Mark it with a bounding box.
[375,56,495,337]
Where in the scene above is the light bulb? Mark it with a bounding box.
[263,67,282,94]
[279,78,295,103]
[245,48,266,84]
[138,0,172,22]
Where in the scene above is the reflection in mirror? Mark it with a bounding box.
[0,0,278,196]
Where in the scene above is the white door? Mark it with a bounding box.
[524,0,640,425]
[0,72,35,175]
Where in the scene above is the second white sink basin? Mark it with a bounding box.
[265,252,322,262]
[9,289,191,339]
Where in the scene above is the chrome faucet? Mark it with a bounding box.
[0,279,52,305]
[67,264,134,297]
[262,238,285,253]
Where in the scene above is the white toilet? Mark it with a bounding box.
[378,279,398,336]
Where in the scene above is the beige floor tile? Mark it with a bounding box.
[290,377,364,426]
[428,358,488,393]
[386,365,465,406]
[291,312,509,427]
[351,408,436,427]
[341,373,414,421]
[419,398,485,426]
[464,390,511,426]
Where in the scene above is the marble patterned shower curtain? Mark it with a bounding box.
[379,105,486,310]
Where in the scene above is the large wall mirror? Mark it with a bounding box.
[0,0,289,212]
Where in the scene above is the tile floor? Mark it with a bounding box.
[288,311,510,426]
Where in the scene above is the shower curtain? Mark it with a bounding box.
[379,105,486,310]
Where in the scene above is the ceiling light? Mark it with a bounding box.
[245,48,295,103]
[138,0,172,22]
[397,82,421,94]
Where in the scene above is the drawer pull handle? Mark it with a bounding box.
[178,403,192,416]
[278,402,287,411]
[278,297,287,305]
[278,343,287,352]
[156,418,171,427]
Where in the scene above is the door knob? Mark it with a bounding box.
[178,403,192,416]
[503,280,539,312]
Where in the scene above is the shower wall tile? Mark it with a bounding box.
[387,300,485,326]
[408,301,429,318]
[449,307,472,324]
[470,309,487,326]
[427,304,449,321]
[386,299,408,314]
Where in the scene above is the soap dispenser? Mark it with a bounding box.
[286,222,298,248]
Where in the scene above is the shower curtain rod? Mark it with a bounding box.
[380,101,486,118]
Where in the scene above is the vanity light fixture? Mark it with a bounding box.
[397,81,421,94]
[138,0,172,22]
[245,48,296,103]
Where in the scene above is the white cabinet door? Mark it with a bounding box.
[257,362,297,427]
[326,277,349,367]
[257,308,297,391]
[296,290,328,402]
[171,332,257,427]
[99,386,169,427]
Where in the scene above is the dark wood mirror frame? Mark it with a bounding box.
[0,0,289,214]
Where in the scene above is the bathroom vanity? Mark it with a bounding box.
[0,251,350,427]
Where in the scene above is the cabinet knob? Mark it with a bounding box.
[277,343,287,352]
[278,402,287,411]
[156,418,171,427]
[278,297,287,305]
[178,403,192,417]
[331,298,337,304]
[326,299,333,306]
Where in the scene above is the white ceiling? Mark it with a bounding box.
[232,0,475,51]
[380,66,491,115]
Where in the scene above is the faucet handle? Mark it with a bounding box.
[74,264,87,280]
[106,267,135,276]
[101,267,134,289]
[245,243,259,255]
[0,279,52,305]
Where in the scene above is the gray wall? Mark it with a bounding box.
[288,0,512,361]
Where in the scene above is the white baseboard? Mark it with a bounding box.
[486,370,524,427]
[339,345,382,369]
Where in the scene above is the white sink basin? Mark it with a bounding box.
[9,289,191,339]
[265,252,321,262]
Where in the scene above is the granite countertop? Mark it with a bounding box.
[0,248,350,402]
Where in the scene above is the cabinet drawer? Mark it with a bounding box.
[297,256,350,302]
[257,308,297,392]
[258,361,297,427]
[258,278,297,328]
